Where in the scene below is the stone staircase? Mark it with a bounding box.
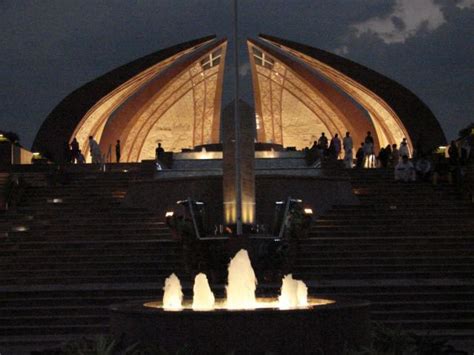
[293,168,474,347]
[0,170,182,352]
[1,165,473,352]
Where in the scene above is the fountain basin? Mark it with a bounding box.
[110,297,370,353]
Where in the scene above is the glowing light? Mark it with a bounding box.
[242,201,256,224]
[47,198,63,204]
[154,250,334,312]
[279,274,308,309]
[165,211,174,218]
[226,250,257,310]
[163,273,183,311]
[224,200,236,224]
[12,226,28,232]
[303,208,313,215]
[197,151,221,160]
[192,273,215,311]
[145,298,334,310]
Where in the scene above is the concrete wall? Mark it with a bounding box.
[123,175,358,227]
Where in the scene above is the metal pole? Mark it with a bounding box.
[233,0,242,235]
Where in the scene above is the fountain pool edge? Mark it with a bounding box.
[110,297,370,353]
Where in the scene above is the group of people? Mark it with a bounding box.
[307,131,471,185]
[309,131,396,170]
[65,137,166,167]
[307,131,355,168]
[356,137,410,170]
[65,136,115,164]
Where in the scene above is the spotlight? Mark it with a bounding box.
[165,211,174,218]
[304,208,313,215]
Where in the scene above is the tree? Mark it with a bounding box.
[458,122,474,139]
[0,130,20,143]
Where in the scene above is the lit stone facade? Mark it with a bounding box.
[256,34,446,151]
[33,34,445,162]
[33,36,226,162]
[249,39,373,150]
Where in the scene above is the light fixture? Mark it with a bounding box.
[165,211,174,218]
[303,208,313,215]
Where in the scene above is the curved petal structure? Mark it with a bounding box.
[33,36,226,162]
[33,34,445,163]
[257,34,446,151]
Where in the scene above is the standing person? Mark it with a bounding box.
[318,133,328,151]
[77,150,85,164]
[64,142,72,164]
[115,140,121,163]
[364,131,375,168]
[70,137,80,163]
[343,132,353,168]
[384,144,392,165]
[378,146,389,168]
[356,143,365,168]
[88,136,102,164]
[155,142,165,170]
[399,138,409,158]
[155,142,165,161]
[448,140,459,166]
[330,133,341,159]
[448,140,461,183]
[391,144,400,166]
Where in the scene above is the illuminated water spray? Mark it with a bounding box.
[278,274,308,309]
[226,249,258,309]
[160,249,314,311]
[162,273,183,311]
[192,273,215,311]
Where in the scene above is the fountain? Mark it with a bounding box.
[191,273,215,311]
[162,273,183,311]
[110,249,370,353]
[226,249,257,309]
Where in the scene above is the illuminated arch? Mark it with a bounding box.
[257,34,446,151]
[33,36,226,162]
[248,38,373,150]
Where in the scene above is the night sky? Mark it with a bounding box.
[1,0,473,149]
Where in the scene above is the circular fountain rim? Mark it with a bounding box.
[111,297,369,315]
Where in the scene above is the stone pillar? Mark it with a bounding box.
[222,100,256,231]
